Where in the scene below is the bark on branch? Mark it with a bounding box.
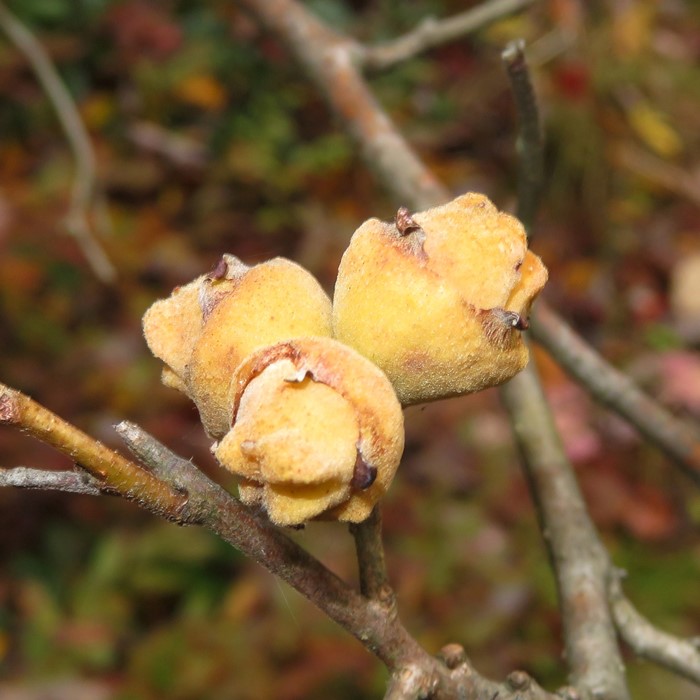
[0,467,103,495]
[350,506,393,603]
[0,382,187,516]
[501,364,630,700]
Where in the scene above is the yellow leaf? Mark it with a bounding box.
[81,93,114,129]
[174,74,226,111]
[627,103,682,158]
[612,2,655,56]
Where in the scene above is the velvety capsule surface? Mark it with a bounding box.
[142,255,333,438]
[333,193,548,405]
[214,337,404,526]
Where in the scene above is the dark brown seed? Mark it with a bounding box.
[351,454,377,490]
[207,256,229,280]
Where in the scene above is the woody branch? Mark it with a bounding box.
[239,0,700,695]
[0,379,568,699]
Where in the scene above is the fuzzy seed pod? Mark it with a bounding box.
[213,337,404,526]
[142,275,205,394]
[332,193,548,405]
[143,255,333,437]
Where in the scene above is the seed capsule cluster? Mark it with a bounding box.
[143,194,547,525]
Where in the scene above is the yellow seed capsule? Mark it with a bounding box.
[187,257,333,438]
[142,255,333,438]
[142,275,205,393]
[214,337,404,526]
[332,193,548,405]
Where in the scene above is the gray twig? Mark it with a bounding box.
[502,40,544,236]
[500,40,629,700]
[531,302,700,487]
[500,360,630,699]
[0,467,103,495]
[0,1,115,282]
[609,572,700,685]
[355,0,536,72]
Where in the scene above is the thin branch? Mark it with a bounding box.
[238,2,630,696]
[0,383,186,516]
[0,389,437,676]
[502,40,543,236]
[115,421,449,687]
[500,41,629,699]
[0,2,116,282]
[349,506,393,602]
[500,360,630,700]
[609,572,700,686]
[355,0,536,72]
[0,467,103,495]
[503,39,699,488]
[531,302,700,487]
[613,142,700,209]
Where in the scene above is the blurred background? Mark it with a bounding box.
[1,1,699,698]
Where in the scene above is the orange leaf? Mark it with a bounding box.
[174,74,226,111]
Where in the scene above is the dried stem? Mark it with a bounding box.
[0,1,115,282]
[608,572,700,685]
[0,467,103,495]
[350,506,392,602]
[502,40,543,236]
[0,383,187,516]
[500,40,629,698]
[501,363,630,699]
[127,121,207,169]
[355,0,536,72]
[531,302,700,486]
[115,422,442,676]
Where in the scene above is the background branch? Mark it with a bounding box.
[499,42,629,698]
[355,0,536,72]
[501,364,630,699]
[608,573,700,685]
[502,39,544,236]
[0,1,115,282]
[239,0,631,696]
[531,302,700,486]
